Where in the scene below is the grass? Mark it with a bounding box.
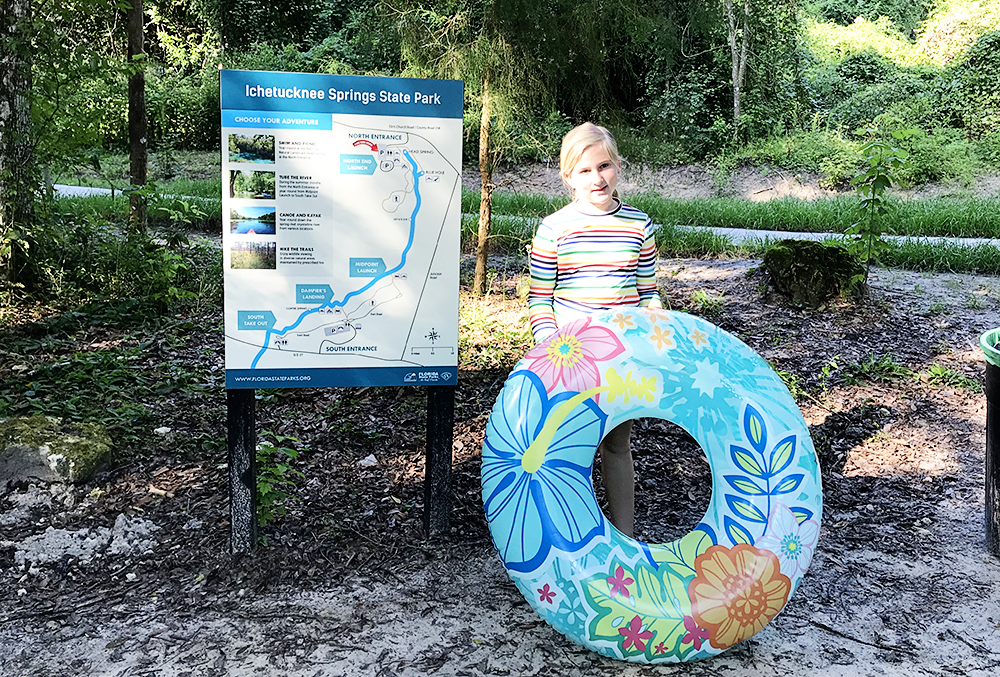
[921,364,980,391]
[50,151,1000,274]
[844,353,913,385]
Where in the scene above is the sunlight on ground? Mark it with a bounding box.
[458,292,532,371]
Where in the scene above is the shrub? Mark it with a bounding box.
[835,51,900,87]
[812,0,932,36]
[950,31,1000,138]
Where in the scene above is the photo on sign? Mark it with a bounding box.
[230,205,276,235]
[228,133,275,163]
[229,169,275,199]
[230,240,276,270]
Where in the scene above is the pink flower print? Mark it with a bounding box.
[524,317,625,394]
[682,615,710,650]
[606,565,634,599]
[537,583,556,604]
[654,641,667,655]
[618,615,653,652]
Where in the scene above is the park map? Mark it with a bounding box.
[220,71,463,389]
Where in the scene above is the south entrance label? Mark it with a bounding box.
[220,70,463,388]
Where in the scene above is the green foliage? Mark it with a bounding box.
[920,0,1000,63]
[950,31,1000,138]
[18,196,223,312]
[817,355,840,397]
[847,125,921,282]
[921,363,979,390]
[844,353,913,384]
[775,368,807,401]
[256,431,307,530]
[689,290,724,317]
[28,0,131,163]
[802,15,923,66]
[808,0,932,36]
[711,128,862,187]
[147,63,223,150]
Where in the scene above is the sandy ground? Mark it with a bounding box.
[4,259,1000,676]
[10,166,1000,675]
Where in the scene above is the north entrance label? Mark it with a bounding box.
[220,70,463,388]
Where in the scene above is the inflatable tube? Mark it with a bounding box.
[481,308,822,663]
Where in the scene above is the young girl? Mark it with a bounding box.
[527,122,662,538]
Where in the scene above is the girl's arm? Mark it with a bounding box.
[636,219,662,309]
[528,223,558,341]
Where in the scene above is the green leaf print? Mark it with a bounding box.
[582,558,697,661]
[645,528,714,576]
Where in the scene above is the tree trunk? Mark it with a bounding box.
[0,0,35,290]
[472,78,493,296]
[725,0,750,124]
[127,0,147,232]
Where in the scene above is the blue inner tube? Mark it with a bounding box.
[481,308,822,662]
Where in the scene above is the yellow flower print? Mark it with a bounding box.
[545,334,583,368]
[649,325,675,352]
[689,328,709,348]
[642,307,670,324]
[633,375,658,402]
[604,367,638,404]
[611,312,636,331]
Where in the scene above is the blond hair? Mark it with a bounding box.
[559,122,621,191]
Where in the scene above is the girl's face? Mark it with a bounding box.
[565,144,619,212]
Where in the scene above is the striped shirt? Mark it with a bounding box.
[528,199,662,340]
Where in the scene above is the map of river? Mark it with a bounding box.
[222,115,462,388]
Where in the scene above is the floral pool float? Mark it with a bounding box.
[481,308,822,662]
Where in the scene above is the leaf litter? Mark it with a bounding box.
[1,256,1000,676]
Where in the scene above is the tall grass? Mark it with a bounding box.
[464,189,1000,239]
[54,191,221,231]
[635,195,1000,239]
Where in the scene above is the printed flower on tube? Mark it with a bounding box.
[688,544,791,650]
[482,370,608,573]
[524,317,625,395]
[755,504,819,580]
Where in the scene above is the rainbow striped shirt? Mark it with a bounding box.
[528,200,661,340]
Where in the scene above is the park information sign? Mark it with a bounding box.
[220,70,463,389]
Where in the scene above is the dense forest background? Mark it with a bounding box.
[1,0,999,302]
[17,0,1000,177]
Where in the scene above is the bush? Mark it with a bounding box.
[950,31,1000,138]
[974,131,1000,168]
[894,127,979,186]
[812,0,932,36]
[711,129,861,187]
[148,64,221,151]
[835,51,900,87]
[25,209,222,312]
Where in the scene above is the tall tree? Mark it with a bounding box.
[391,0,597,295]
[127,0,147,230]
[723,0,750,124]
[0,0,35,291]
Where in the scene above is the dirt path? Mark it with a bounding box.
[3,261,1000,676]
